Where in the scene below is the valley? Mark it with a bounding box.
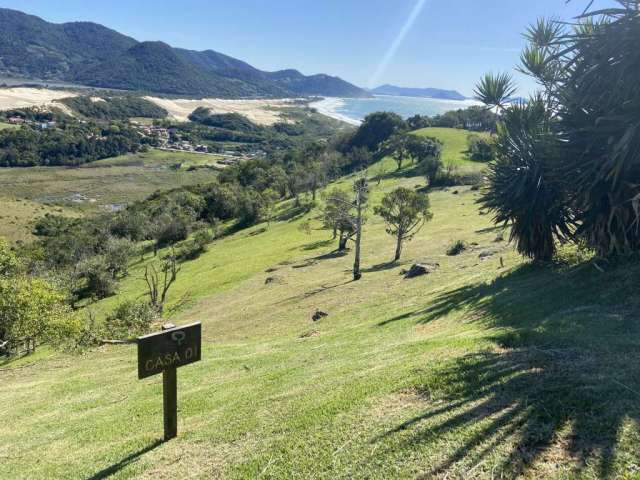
[2,3,640,479]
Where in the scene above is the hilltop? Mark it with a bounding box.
[372,84,467,101]
[3,127,639,478]
[0,8,368,98]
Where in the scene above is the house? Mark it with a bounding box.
[7,116,25,125]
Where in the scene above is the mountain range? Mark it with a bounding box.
[371,84,467,101]
[0,8,369,98]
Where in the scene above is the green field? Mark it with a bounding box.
[414,127,490,171]
[0,149,218,241]
[0,121,20,130]
[0,197,79,243]
[0,149,218,207]
[2,128,639,479]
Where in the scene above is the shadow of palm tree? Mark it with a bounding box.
[376,261,640,477]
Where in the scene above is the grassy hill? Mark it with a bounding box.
[2,128,640,479]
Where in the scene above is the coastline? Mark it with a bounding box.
[309,95,482,127]
[309,97,362,126]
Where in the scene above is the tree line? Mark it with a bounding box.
[0,117,158,167]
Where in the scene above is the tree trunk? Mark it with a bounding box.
[338,233,348,251]
[353,189,363,281]
[394,234,403,262]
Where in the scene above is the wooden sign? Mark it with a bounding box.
[137,322,201,440]
[138,322,201,379]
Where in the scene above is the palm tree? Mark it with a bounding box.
[473,73,517,113]
[479,97,573,262]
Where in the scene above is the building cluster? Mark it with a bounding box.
[7,116,57,130]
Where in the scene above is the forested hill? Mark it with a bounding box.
[0,8,369,98]
[371,84,467,101]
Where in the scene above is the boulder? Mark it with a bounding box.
[404,263,439,279]
[312,310,329,322]
[479,250,497,260]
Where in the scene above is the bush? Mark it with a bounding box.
[446,240,468,256]
[467,134,495,162]
[0,276,76,352]
[105,300,157,338]
[417,156,444,186]
[79,256,118,299]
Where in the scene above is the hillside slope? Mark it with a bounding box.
[0,8,369,98]
[2,129,639,479]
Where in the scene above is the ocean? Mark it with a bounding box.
[311,95,481,125]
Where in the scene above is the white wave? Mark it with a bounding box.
[309,97,362,126]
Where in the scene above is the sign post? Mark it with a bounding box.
[137,322,201,441]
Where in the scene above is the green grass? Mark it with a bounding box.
[414,127,490,171]
[0,197,79,244]
[0,121,20,131]
[2,129,639,479]
[0,149,218,214]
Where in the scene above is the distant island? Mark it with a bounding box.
[371,84,467,101]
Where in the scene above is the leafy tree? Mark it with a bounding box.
[79,255,118,299]
[348,112,407,152]
[467,134,495,162]
[0,238,20,277]
[102,236,134,279]
[0,276,75,353]
[346,147,373,172]
[105,300,158,338]
[262,188,280,226]
[375,188,433,261]
[384,134,411,171]
[322,188,356,251]
[407,115,432,130]
[408,136,443,185]
[236,188,267,227]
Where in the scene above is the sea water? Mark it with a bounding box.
[311,95,481,125]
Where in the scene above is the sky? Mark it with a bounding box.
[2,0,618,97]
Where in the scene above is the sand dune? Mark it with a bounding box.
[0,87,77,111]
[145,96,295,125]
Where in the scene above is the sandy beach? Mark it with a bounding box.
[309,97,362,126]
[144,96,298,125]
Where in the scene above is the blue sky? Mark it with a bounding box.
[4,1,616,96]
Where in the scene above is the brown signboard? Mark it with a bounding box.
[137,322,201,379]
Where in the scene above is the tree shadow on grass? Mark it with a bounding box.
[276,203,314,222]
[362,261,401,274]
[275,279,354,305]
[88,439,162,479]
[376,164,421,181]
[376,261,640,477]
[301,239,334,251]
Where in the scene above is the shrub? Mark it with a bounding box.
[0,276,76,352]
[446,240,468,256]
[79,256,118,299]
[105,300,158,338]
[467,134,495,162]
